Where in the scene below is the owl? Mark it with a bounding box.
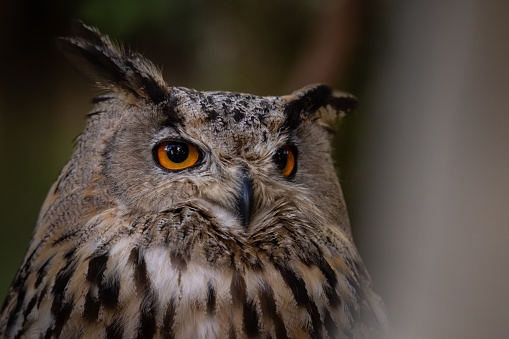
[0,22,389,339]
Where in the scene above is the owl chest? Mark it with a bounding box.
[98,244,355,339]
[9,229,356,338]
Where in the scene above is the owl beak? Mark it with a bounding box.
[237,172,254,229]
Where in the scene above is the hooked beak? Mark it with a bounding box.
[236,171,254,229]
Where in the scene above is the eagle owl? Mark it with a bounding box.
[0,23,389,338]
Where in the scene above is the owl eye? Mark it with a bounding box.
[154,141,200,171]
[273,146,297,177]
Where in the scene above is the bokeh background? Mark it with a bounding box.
[1,1,508,338]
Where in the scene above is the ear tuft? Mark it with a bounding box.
[282,84,357,131]
[56,21,171,105]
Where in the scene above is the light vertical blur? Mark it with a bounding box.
[356,0,509,338]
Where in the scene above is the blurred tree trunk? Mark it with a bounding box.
[284,0,364,91]
[357,1,509,338]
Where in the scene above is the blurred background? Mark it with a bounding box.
[0,0,508,338]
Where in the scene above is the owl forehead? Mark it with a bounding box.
[172,88,288,134]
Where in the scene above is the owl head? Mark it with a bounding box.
[53,22,357,243]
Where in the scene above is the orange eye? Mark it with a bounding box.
[155,141,200,171]
[273,146,297,177]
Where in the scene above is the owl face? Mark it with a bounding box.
[96,85,353,234]
[53,24,357,239]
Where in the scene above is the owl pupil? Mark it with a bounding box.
[274,148,288,171]
[165,143,189,163]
